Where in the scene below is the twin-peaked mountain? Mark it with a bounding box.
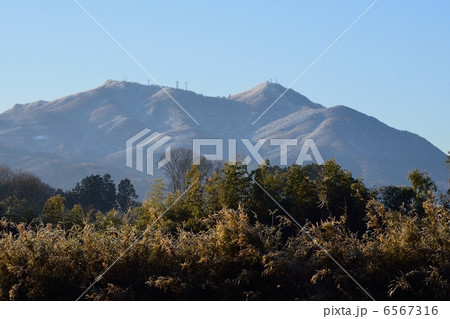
[0,80,447,197]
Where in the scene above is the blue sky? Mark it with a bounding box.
[0,0,449,152]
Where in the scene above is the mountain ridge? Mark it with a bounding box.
[0,80,447,197]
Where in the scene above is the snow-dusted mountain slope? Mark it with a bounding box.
[0,80,447,197]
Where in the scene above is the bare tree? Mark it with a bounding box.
[11,171,55,212]
[0,164,14,203]
[160,148,213,192]
[0,164,14,183]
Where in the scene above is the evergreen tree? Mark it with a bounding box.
[285,165,319,224]
[204,170,221,214]
[101,174,117,211]
[184,165,204,221]
[317,159,353,218]
[217,161,250,210]
[317,159,369,232]
[73,174,116,212]
[117,178,138,213]
[247,160,284,225]
[378,185,415,211]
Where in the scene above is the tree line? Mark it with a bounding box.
[0,151,448,300]
[0,164,138,225]
[2,150,448,231]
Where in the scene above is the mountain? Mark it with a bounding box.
[0,80,447,197]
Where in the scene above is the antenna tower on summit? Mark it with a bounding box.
[176,81,179,89]
[185,82,188,90]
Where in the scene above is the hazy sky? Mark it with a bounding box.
[1,0,449,152]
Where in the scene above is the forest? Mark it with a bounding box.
[0,153,449,300]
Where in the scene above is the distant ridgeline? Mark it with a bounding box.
[0,80,447,198]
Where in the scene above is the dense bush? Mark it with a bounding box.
[0,197,448,300]
[0,160,448,300]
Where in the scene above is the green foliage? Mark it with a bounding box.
[42,195,65,225]
[146,177,166,213]
[204,171,221,214]
[317,159,353,216]
[95,209,122,230]
[217,161,250,209]
[407,169,438,215]
[116,178,138,213]
[247,161,285,225]
[408,168,437,197]
[65,204,85,228]
[182,166,205,230]
[72,174,117,212]
[378,185,415,211]
[316,160,369,232]
[0,161,448,300]
[133,178,168,230]
[285,164,319,223]
[0,197,35,224]
[184,165,204,218]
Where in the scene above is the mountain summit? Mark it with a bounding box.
[0,80,447,196]
[232,81,321,109]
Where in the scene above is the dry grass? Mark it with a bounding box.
[0,196,448,300]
